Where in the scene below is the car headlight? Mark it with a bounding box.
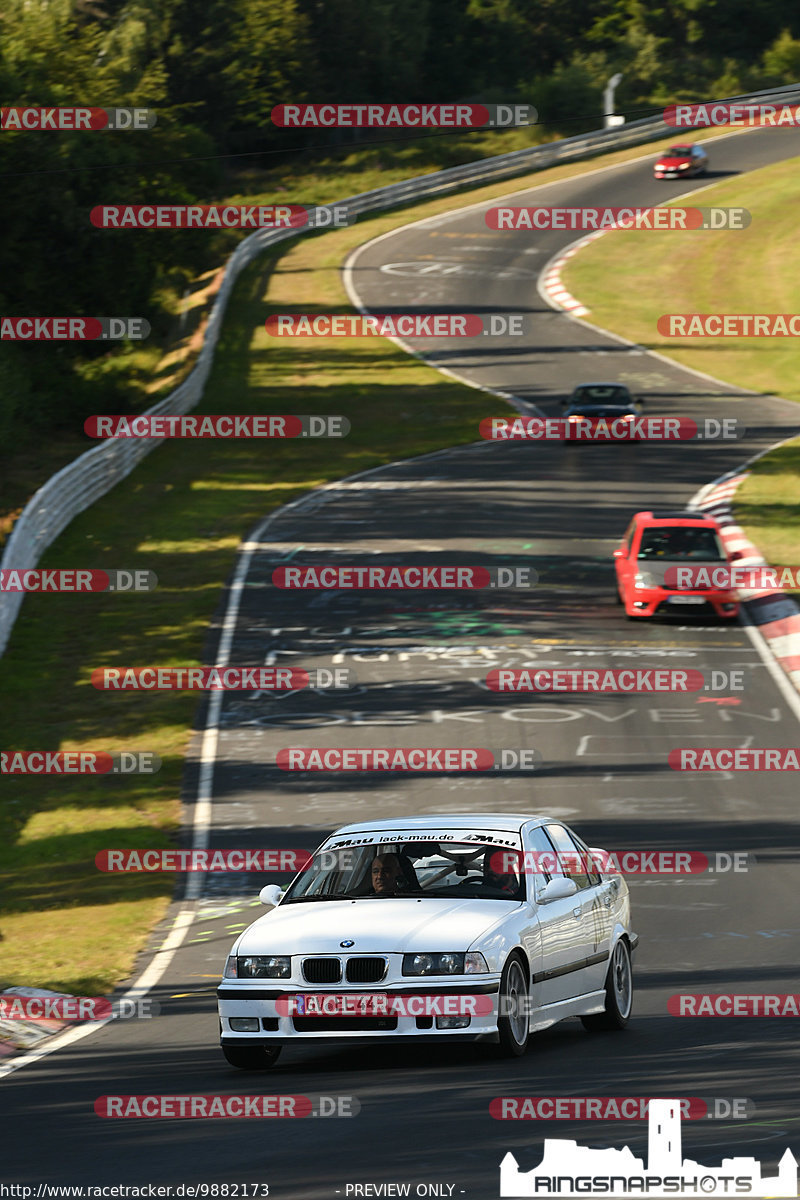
[236,955,291,978]
[634,571,654,589]
[402,951,488,975]
[678,162,691,168]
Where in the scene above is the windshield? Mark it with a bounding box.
[570,406,632,417]
[281,838,525,903]
[570,386,631,405]
[637,525,726,560]
[666,146,693,156]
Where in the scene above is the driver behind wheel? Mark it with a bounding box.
[370,853,404,895]
[483,850,523,897]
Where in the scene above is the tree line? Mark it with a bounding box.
[1,0,799,448]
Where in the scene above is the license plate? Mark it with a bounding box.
[667,596,705,604]
[295,993,388,1016]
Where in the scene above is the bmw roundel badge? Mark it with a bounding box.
[340,939,355,947]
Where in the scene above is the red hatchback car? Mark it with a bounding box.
[614,510,740,620]
[654,143,708,179]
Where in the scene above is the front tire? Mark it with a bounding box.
[496,954,530,1056]
[581,939,632,1032]
[222,1043,282,1070]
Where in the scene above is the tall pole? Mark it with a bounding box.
[604,73,624,128]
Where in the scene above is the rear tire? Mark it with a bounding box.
[581,939,632,1032]
[496,954,530,1057]
[222,1043,282,1070]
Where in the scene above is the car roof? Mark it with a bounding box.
[331,813,550,836]
[635,509,719,524]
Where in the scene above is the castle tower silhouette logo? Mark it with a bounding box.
[500,1099,797,1197]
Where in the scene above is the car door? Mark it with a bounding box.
[542,825,613,998]
[527,826,592,1006]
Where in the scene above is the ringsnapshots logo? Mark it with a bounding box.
[481,416,743,442]
[265,313,526,337]
[271,103,536,128]
[499,1098,797,1197]
[90,205,352,229]
[0,318,150,340]
[486,207,750,231]
[84,415,349,438]
[0,107,156,130]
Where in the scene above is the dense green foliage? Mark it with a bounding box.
[2,0,799,448]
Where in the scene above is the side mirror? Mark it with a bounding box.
[729,550,743,562]
[636,397,645,406]
[259,883,284,909]
[613,547,625,558]
[537,876,578,904]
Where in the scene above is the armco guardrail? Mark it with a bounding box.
[2,83,799,656]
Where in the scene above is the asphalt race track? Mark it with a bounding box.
[3,127,800,1196]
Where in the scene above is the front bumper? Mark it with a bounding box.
[218,980,502,1044]
[625,589,739,618]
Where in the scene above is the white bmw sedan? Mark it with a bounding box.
[217,813,638,1069]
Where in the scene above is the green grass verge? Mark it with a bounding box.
[0,126,729,995]
[735,437,800,587]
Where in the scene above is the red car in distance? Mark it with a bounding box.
[614,510,741,620]
[654,143,708,179]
